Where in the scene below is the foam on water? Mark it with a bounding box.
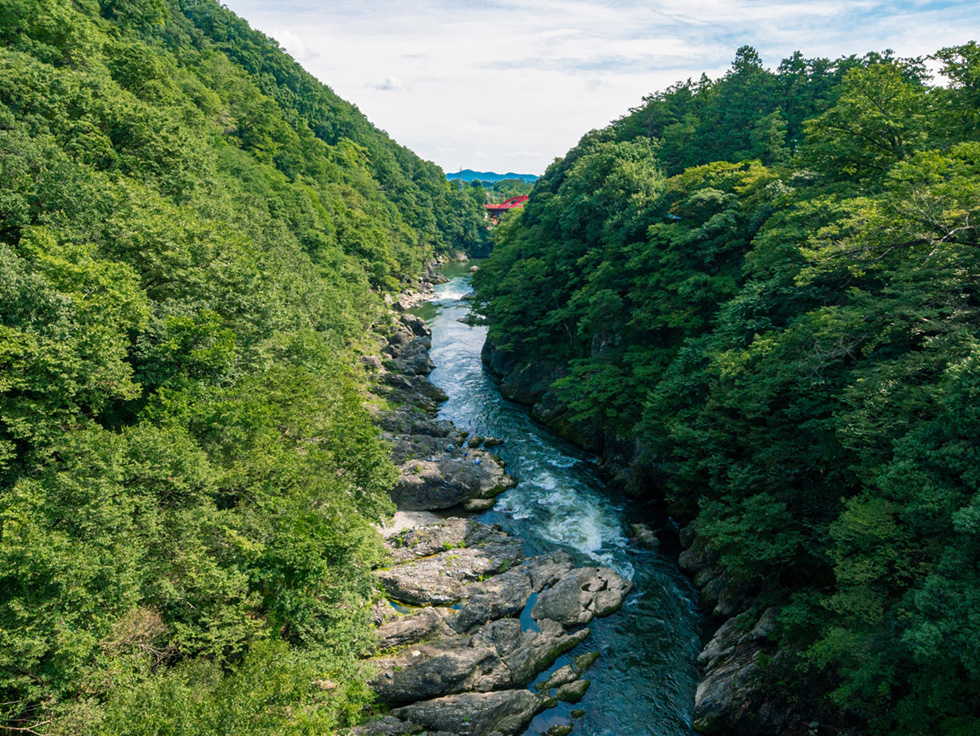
[431,282,472,303]
[489,458,637,578]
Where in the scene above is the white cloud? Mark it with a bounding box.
[375,76,403,91]
[222,0,980,174]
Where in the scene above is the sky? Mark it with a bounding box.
[220,0,980,176]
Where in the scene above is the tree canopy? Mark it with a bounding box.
[0,0,486,732]
[475,45,980,735]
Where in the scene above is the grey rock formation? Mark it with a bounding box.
[630,522,661,549]
[357,518,624,734]
[497,618,590,685]
[400,312,431,337]
[377,322,516,512]
[376,540,525,606]
[534,663,579,692]
[545,726,573,736]
[376,607,453,651]
[371,615,590,705]
[693,647,763,735]
[534,650,599,693]
[386,518,507,564]
[391,690,544,736]
[450,551,575,632]
[463,497,497,512]
[531,566,633,625]
[389,451,516,511]
[371,599,399,627]
[692,604,787,735]
[371,638,508,704]
[573,651,600,673]
[554,679,590,703]
[386,335,435,377]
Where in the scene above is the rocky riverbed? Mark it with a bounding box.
[352,311,635,736]
[371,311,516,513]
[358,518,632,736]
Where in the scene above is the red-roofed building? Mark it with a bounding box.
[486,195,529,224]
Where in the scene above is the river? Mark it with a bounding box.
[411,261,703,736]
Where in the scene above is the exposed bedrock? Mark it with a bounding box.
[355,518,632,735]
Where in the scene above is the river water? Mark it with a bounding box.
[411,261,702,736]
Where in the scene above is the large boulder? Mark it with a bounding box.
[388,433,457,464]
[498,618,591,684]
[629,523,660,549]
[554,679,590,704]
[376,541,524,606]
[535,651,599,693]
[481,341,555,407]
[376,607,454,651]
[678,531,719,574]
[692,609,786,735]
[389,450,515,511]
[467,616,591,686]
[693,648,763,735]
[530,567,633,626]
[385,519,514,564]
[400,312,431,338]
[387,336,436,377]
[391,690,545,736]
[378,372,447,407]
[371,616,590,705]
[371,638,509,704]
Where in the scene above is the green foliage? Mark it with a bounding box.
[0,0,477,732]
[475,44,980,734]
[485,177,534,201]
[800,62,930,180]
[0,228,149,467]
[611,46,874,175]
[94,640,376,735]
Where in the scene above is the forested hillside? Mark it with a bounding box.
[0,0,485,733]
[475,44,980,735]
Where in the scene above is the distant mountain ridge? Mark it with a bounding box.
[447,169,539,183]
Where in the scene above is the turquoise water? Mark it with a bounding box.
[413,262,702,736]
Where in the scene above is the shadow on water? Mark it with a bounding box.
[413,261,702,736]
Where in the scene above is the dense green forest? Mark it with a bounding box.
[475,44,980,735]
[470,178,535,203]
[0,0,485,733]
